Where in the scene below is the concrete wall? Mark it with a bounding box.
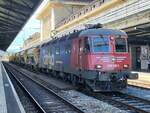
[54,5,82,27]
[41,14,51,40]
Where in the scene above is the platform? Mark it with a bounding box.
[128,72,150,89]
[0,62,25,113]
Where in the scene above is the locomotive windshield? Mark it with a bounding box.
[115,38,127,52]
[92,36,109,52]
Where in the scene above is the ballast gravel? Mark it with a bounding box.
[58,90,128,113]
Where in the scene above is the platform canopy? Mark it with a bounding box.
[0,0,42,51]
[125,22,150,44]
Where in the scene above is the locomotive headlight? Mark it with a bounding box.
[110,36,114,40]
[112,58,116,62]
[96,65,102,69]
[123,64,129,69]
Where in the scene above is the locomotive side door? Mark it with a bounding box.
[71,38,85,70]
[78,38,84,69]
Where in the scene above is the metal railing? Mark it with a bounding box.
[88,0,150,25]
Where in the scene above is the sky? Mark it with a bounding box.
[0,50,5,56]
[7,18,40,53]
[7,0,49,53]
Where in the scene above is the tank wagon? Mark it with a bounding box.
[12,26,138,91]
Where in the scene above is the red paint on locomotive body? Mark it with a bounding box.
[88,53,130,71]
[71,38,79,69]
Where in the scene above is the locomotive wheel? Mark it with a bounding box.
[62,73,67,81]
[72,75,78,87]
[85,80,96,92]
[53,71,58,78]
[67,74,70,81]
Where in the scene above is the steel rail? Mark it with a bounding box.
[5,64,47,113]
[94,92,150,113]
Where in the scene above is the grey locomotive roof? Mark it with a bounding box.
[28,28,127,49]
[79,28,127,37]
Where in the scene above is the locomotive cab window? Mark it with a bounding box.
[83,37,90,53]
[115,37,127,52]
[92,36,109,52]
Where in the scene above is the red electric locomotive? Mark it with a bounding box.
[70,27,138,91]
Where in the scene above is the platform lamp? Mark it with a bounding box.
[134,27,149,32]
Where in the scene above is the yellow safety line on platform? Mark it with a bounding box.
[56,0,126,32]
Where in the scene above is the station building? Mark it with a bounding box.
[32,0,150,71]
[23,32,41,50]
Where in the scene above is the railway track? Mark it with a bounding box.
[4,63,84,113]
[92,92,150,113]
[5,62,150,113]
